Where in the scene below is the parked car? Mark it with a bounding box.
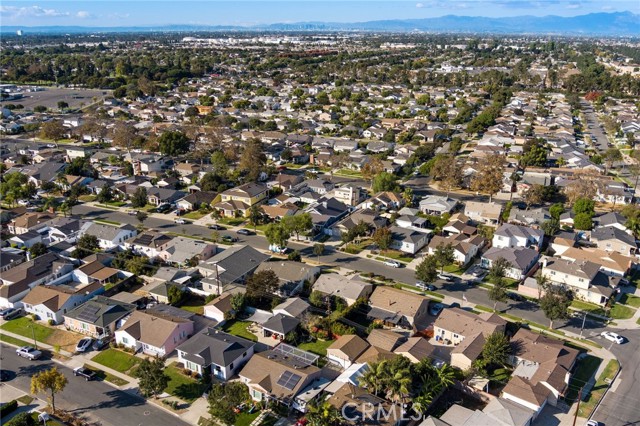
[507,292,524,302]
[384,260,401,268]
[437,273,453,281]
[601,331,624,344]
[127,210,138,216]
[73,367,97,381]
[156,204,171,213]
[16,346,42,360]
[429,302,444,316]
[92,336,111,351]
[585,420,602,426]
[174,219,186,224]
[0,307,22,320]
[208,224,226,230]
[75,338,94,353]
[236,229,254,236]
[221,235,238,243]
[416,281,436,291]
[0,369,14,382]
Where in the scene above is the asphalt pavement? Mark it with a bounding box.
[580,100,610,153]
[0,344,188,426]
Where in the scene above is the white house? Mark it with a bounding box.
[79,223,138,251]
[492,224,544,251]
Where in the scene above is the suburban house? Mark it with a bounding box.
[312,274,373,306]
[272,298,310,318]
[590,227,637,256]
[502,328,579,415]
[0,249,26,273]
[146,188,186,206]
[239,345,327,411]
[508,207,551,228]
[176,191,218,211]
[79,223,138,251]
[115,308,194,356]
[492,224,544,251]
[125,231,175,259]
[215,182,269,217]
[260,313,300,342]
[64,295,136,337]
[427,234,486,266]
[327,384,400,426]
[327,335,370,369]
[367,328,405,352]
[9,231,42,249]
[434,308,506,369]
[0,253,74,308]
[363,191,404,211]
[367,286,431,329]
[419,196,458,216]
[481,247,539,280]
[177,328,255,380]
[332,184,366,207]
[464,201,503,225]
[559,247,632,277]
[157,236,216,266]
[197,245,269,295]
[8,212,55,235]
[21,281,104,324]
[540,256,619,305]
[394,337,436,364]
[203,293,234,324]
[305,197,351,232]
[425,397,537,426]
[254,261,319,297]
[45,217,90,243]
[389,226,431,254]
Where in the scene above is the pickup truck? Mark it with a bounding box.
[16,346,42,360]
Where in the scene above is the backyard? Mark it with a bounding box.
[164,363,208,402]
[179,295,207,315]
[92,348,141,374]
[221,320,258,342]
[298,339,334,356]
[0,317,81,352]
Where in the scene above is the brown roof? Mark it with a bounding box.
[89,267,119,281]
[366,329,405,352]
[394,337,435,362]
[22,281,103,312]
[119,310,192,348]
[328,384,397,426]
[510,328,579,370]
[502,376,551,407]
[327,335,369,361]
[435,308,506,338]
[369,286,429,317]
[205,293,233,312]
[452,332,485,362]
[11,212,55,230]
[355,345,395,364]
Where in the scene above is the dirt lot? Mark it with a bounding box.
[1,87,109,111]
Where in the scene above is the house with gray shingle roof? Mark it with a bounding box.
[63,295,136,337]
[481,247,539,280]
[389,226,430,254]
[80,222,137,251]
[197,245,269,296]
[492,224,544,251]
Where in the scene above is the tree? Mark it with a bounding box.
[520,139,548,167]
[313,243,325,264]
[282,213,313,241]
[372,227,393,251]
[96,185,114,204]
[416,256,438,284]
[362,158,384,184]
[573,198,595,216]
[137,356,169,398]
[433,243,455,273]
[523,184,545,209]
[158,131,190,156]
[480,332,511,368]
[239,139,266,182]
[573,213,593,230]
[168,285,185,305]
[470,154,505,202]
[541,219,560,236]
[535,271,550,300]
[489,278,508,310]
[549,203,565,220]
[246,270,280,308]
[208,382,249,425]
[72,234,100,258]
[540,286,573,328]
[307,399,344,426]
[136,210,148,227]
[248,205,263,231]
[604,147,622,172]
[31,367,68,413]
[131,187,148,208]
[29,242,48,258]
[111,122,137,153]
[57,101,69,110]
[265,222,291,249]
[230,293,245,318]
[371,172,399,193]
[39,120,65,141]
[488,257,510,283]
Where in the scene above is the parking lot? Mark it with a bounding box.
[1,87,109,111]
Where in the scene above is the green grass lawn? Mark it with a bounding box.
[578,359,619,417]
[164,363,208,402]
[219,217,246,226]
[482,276,519,289]
[78,195,97,202]
[298,339,334,356]
[0,317,54,343]
[29,413,66,426]
[379,250,413,263]
[443,263,470,275]
[183,211,208,220]
[571,300,605,315]
[221,320,257,342]
[84,364,130,386]
[235,411,261,426]
[618,293,640,308]
[94,218,121,225]
[565,355,602,403]
[609,303,634,320]
[179,295,207,315]
[0,332,32,347]
[92,348,141,374]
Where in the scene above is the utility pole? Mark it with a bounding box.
[580,312,587,338]
[572,387,582,426]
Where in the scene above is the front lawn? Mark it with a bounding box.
[564,355,602,403]
[92,348,141,374]
[164,363,208,402]
[84,364,130,386]
[609,303,634,320]
[379,250,413,263]
[482,276,520,289]
[443,263,470,275]
[577,359,619,417]
[571,300,605,315]
[1,317,54,343]
[298,339,334,356]
[183,211,208,220]
[0,332,31,347]
[218,217,246,226]
[619,293,640,308]
[221,320,258,342]
[235,412,261,426]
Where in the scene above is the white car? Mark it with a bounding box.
[174,219,186,224]
[75,337,94,353]
[600,331,624,344]
[437,273,453,281]
[384,260,400,268]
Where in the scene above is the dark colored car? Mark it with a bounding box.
[221,235,238,243]
[0,307,22,320]
[92,337,111,351]
[156,204,171,213]
[73,367,97,381]
[236,229,254,236]
[208,224,227,230]
[507,292,524,302]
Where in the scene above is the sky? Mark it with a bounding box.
[0,0,638,27]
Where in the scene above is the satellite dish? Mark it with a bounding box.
[38,413,50,422]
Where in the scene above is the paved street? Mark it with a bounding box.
[0,344,188,426]
[591,328,640,426]
[580,100,610,153]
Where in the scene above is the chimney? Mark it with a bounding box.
[541,257,548,268]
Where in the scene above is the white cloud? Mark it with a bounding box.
[601,5,614,10]
[76,11,92,19]
[566,3,581,9]
[416,3,425,8]
[0,5,70,19]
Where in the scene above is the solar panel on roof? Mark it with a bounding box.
[76,305,101,323]
[276,370,301,391]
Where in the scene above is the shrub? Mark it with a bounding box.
[31,314,39,321]
[0,400,18,417]
[48,319,56,326]
[6,412,35,426]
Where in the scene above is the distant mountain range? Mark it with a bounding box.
[2,11,639,36]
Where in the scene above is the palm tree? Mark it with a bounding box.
[313,243,325,264]
[360,360,389,397]
[535,271,550,300]
[307,400,343,426]
[387,366,412,404]
[43,196,59,213]
[626,215,640,238]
